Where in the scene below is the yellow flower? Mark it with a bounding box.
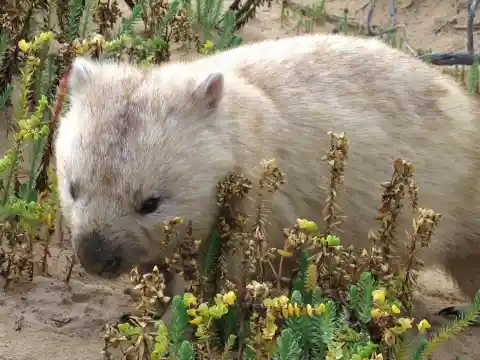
[371,308,383,320]
[306,304,314,317]
[315,303,326,314]
[278,295,289,307]
[263,298,276,308]
[189,316,203,325]
[397,317,413,330]
[391,304,401,314]
[183,293,197,307]
[223,291,236,305]
[38,31,54,42]
[197,303,209,316]
[391,317,413,335]
[186,309,197,317]
[372,289,386,305]
[296,218,319,234]
[199,40,214,54]
[281,305,289,318]
[293,303,301,317]
[195,324,206,337]
[18,39,31,53]
[288,303,294,316]
[277,249,293,257]
[417,319,431,334]
[203,40,214,49]
[261,320,278,340]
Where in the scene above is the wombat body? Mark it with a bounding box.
[55,33,480,305]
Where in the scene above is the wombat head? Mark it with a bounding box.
[55,57,234,278]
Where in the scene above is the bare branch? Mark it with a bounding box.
[434,15,459,34]
[355,0,372,14]
[388,0,397,26]
[418,51,480,66]
[467,0,480,52]
[454,21,480,30]
[367,0,376,35]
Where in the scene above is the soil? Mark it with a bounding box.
[1,0,480,359]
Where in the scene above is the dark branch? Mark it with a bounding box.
[467,0,480,53]
[418,51,480,66]
[388,0,396,26]
[367,0,376,35]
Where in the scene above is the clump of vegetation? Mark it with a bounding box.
[1,0,480,359]
[97,131,480,360]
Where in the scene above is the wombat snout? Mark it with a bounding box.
[74,231,124,278]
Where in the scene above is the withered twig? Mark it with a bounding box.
[467,0,480,53]
[367,0,376,35]
[35,72,70,193]
[388,0,397,26]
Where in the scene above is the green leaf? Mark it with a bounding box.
[177,341,195,360]
[273,328,302,360]
[357,272,374,324]
[169,295,189,357]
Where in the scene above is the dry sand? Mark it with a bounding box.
[1,0,480,358]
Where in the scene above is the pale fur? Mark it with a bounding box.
[55,33,480,310]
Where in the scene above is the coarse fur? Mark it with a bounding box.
[55,33,480,311]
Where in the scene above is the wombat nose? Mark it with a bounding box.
[75,231,123,277]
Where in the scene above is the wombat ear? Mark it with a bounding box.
[68,57,98,92]
[194,73,224,109]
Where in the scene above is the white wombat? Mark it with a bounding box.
[54,33,480,305]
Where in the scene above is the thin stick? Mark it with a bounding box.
[367,0,376,35]
[467,0,480,53]
[388,0,396,26]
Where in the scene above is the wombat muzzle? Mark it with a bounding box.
[74,231,124,278]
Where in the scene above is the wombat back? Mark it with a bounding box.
[185,34,480,297]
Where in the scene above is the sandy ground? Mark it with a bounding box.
[1,0,480,359]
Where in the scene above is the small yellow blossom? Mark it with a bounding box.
[288,303,294,317]
[18,40,31,53]
[371,308,383,320]
[306,304,314,317]
[189,316,203,325]
[417,319,431,334]
[391,317,413,335]
[391,304,401,314]
[183,293,197,307]
[204,40,213,49]
[195,324,206,337]
[372,289,386,305]
[262,320,278,340]
[278,295,289,307]
[197,303,209,317]
[297,218,319,234]
[263,298,277,308]
[38,31,54,42]
[397,317,413,330]
[223,291,236,305]
[315,303,326,314]
[281,305,289,318]
[186,309,197,317]
[277,249,293,257]
[199,40,214,54]
[293,303,301,317]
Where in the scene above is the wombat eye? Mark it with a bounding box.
[138,197,162,215]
